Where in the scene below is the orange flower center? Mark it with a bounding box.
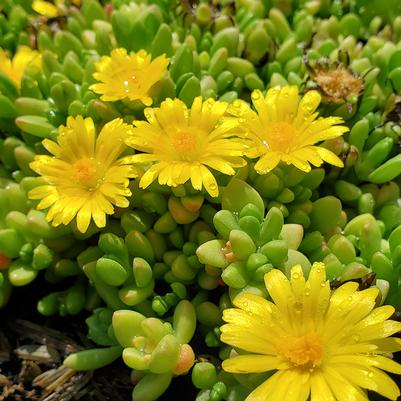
[266,122,296,152]
[173,131,198,159]
[73,158,102,190]
[121,74,142,93]
[278,333,323,371]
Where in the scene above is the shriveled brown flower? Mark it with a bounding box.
[305,56,364,105]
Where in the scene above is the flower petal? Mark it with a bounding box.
[222,354,281,373]
[310,372,336,401]
[254,152,281,174]
[264,268,293,318]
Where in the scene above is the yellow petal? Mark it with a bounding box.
[220,325,279,355]
[264,268,293,317]
[324,366,369,401]
[370,337,401,353]
[29,185,56,199]
[290,264,306,298]
[233,293,274,317]
[326,282,359,319]
[247,370,309,401]
[140,165,163,188]
[91,196,107,228]
[190,165,202,191]
[36,193,58,209]
[96,118,130,166]
[203,158,236,175]
[254,152,281,174]
[281,153,312,172]
[200,165,219,197]
[310,372,336,401]
[245,371,285,401]
[276,86,299,122]
[222,354,280,373]
[76,201,92,233]
[32,0,59,17]
[357,320,401,342]
[291,147,324,167]
[358,305,395,328]
[331,354,401,375]
[294,90,321,124]
[333,364,400,401]
[314,147,344,167]
[42,139,62,157]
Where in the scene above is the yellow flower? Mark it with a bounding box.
[230,86,349,174]
[0,46,41,88]
[29,116,137,233]
[125,97,247,197]
[32,0,59,17]
[90,48,169,105]
[221,263,401,401]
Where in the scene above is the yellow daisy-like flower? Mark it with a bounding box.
[221,263,401,401]
[0,46,41,88]
[29,116,138,233]
[230,86,349,174]
[90,48,169,105]
[32,0,59,17]
[32,0,81,16]
[125,96,247,197]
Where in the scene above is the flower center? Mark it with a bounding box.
[122,74,142,93]
[173,131,198,159]
[266,122,296,152]
[73,158,101,190]
[278,333,323,370]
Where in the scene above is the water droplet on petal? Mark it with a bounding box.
[293,301,303,312]
[251,91,261,101]
[233,100,242,108]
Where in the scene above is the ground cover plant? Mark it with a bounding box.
[2,0,401,400]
